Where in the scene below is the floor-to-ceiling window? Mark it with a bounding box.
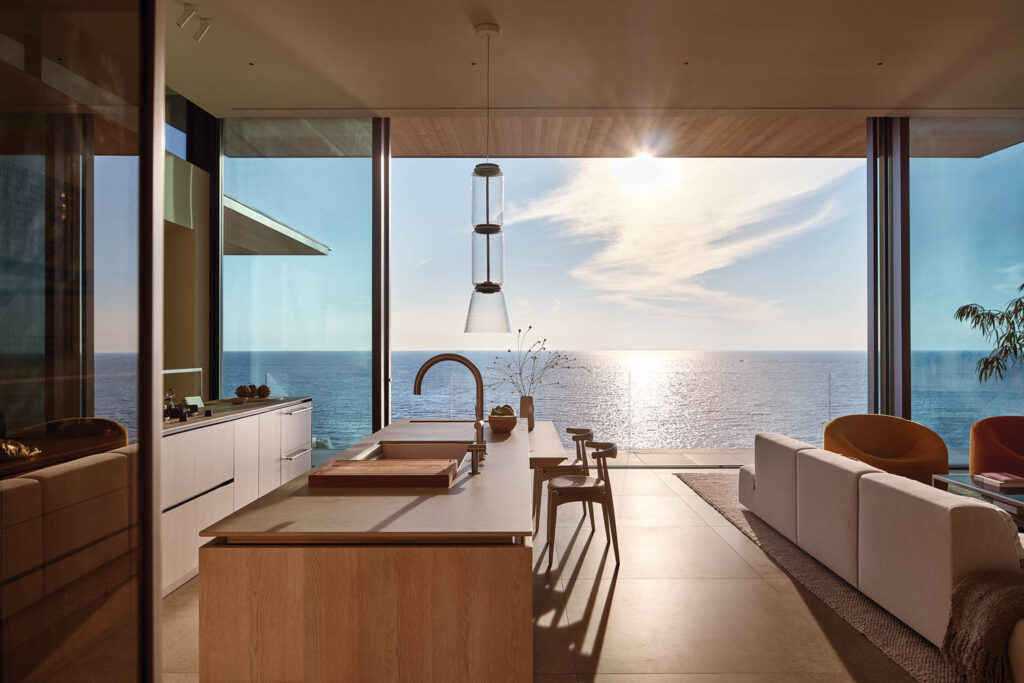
[221,118,373,461]
[0,3,155,678]
[910,118,1024,467]
[390,155,867,460]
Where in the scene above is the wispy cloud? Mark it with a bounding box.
[415,257,432,270]
[511,158,860,319]
[996,263,1024,293]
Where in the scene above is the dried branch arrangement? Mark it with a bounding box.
[487,326,585,397]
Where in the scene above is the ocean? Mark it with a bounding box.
[90,350,1024,467]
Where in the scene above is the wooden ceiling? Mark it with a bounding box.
[223,114,1024,159]
[389,115,867,158]
[166,0,1024,119]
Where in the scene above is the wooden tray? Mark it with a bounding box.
[309,459,459,488]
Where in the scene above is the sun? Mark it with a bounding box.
[610,155,680,196]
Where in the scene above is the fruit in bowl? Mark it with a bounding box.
[487,404,518,433]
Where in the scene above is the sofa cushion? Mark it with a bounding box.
[1,477,41,528]
[21,452,128,513]
[797,449,880,587]
[858,472,1022,646]
[738,464,756,511]
[752,433,816,542]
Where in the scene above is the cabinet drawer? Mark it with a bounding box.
[161,423,234,510]
[281,402,313,455]
[160,483,233,594]
[281,446,312,484]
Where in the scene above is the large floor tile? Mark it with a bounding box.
[631,452,698,466]
[612,470,678,496]
[552,495,705,528]
[561,578,850,675]
[707,522,788,581]
[552,525,761,580]
[676,491,734,527]
[162,578,199,674]
[534,579,577,675]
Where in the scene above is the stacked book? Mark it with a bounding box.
[974,472,1024,494]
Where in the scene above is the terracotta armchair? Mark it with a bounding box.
[969,416,1024,476]
[823,414,948,484]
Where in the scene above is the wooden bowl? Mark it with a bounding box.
[487,414,518,433]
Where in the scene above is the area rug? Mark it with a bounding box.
[676,472,961,683]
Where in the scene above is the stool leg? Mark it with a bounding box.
[605,493,620,565]
[533,471,543,533]
[547,492,558,570]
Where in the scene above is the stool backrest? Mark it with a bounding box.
[566,427,594,474]
[585,441,617,485]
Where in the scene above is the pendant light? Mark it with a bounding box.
[465,22,511,333]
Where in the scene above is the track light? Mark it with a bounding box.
[176,4,196,28]
[193,19,211,42]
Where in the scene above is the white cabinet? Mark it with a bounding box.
[281,404,313,484]
[257,410,282,497]
[161,483,233,594]
[259,402,314,493]
[233,416,260,510]
[160,399,312,595]
[161,422,234,510]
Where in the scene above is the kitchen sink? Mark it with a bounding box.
[354,440,471,469]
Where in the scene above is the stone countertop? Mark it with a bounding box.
[161,397,311,436]
[199,418,558,544]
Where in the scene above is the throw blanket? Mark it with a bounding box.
[943,569,1024,682]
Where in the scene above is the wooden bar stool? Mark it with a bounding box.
[533,427,594,532]
[547,441,620,569]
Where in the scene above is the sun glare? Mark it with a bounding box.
[611,155,679,196]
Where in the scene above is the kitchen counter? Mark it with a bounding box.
[161,396,310,436]
[199,418,554,680]
[200,417,535,544]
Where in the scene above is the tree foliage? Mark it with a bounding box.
[954,283,1024,382]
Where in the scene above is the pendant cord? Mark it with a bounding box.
[485,33,490,161]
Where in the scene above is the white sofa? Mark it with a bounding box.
[739,433,1024,674]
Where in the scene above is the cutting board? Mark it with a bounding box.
[309,459,459,488]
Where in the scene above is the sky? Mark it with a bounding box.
[391,155,869,351]
[87,138,1024,354]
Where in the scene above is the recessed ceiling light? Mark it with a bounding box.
[634,151,654,159]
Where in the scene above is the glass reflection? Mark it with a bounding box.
[0,3,144,679]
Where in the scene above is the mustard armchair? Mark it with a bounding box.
[969,416,1024,476]
[823,414,948,484]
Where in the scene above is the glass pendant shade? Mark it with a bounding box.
[472,162,503,228]
[471,230,504,286]
[464,289,511,333]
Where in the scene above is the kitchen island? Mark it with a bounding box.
[198,418,543,682]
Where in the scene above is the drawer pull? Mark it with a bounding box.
[282,447,312,461]
[286,406,312,416]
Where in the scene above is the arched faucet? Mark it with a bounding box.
[413,353,487,474]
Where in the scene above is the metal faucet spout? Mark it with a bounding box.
[413,353,487,474]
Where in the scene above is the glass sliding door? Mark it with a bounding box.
[221,118,373,461]
[909,118,1024,467]
[0,2,152,679]
[390,155,867,462]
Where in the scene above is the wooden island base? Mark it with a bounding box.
[199,540,533,682]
